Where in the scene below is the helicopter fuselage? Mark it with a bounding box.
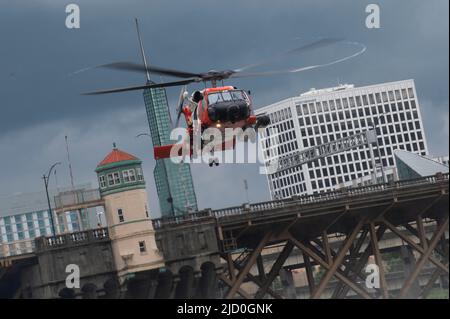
[184,86,257,131]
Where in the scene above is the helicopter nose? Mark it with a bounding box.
[228,105,241,123]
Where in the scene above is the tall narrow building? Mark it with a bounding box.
[143,87,198,216]
[135,20,197,217]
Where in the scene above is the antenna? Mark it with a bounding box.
[54,168,60,193]
[65,135,75,190]
[135,18,151,83]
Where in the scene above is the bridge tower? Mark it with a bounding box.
[95,144,164,282]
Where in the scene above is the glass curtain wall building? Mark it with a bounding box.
[143,86,198,217]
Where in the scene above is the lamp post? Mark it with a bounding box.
[96,211,104,227]
[43,162,61,236]
[366,129,378,185]
[135,133,151,139]
[369,113,387,184]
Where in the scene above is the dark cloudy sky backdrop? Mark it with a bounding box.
[0,0,448,217]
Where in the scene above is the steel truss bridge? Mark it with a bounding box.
[152,173,449,299]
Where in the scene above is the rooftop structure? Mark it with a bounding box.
[395,149,449,180]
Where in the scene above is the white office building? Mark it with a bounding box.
[256,79,429,199]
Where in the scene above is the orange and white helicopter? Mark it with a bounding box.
[83,24,365,166]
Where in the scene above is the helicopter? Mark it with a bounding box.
[82,23,366,166]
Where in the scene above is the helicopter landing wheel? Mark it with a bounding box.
[208,157,219,167]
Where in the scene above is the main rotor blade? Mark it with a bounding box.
[233,37,343,73]
[96,62,202,78]
[232,41,366,79]
[82,78,198,95]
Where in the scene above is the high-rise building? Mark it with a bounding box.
[134,20,198,217]
[143,87,198,217]
[256,79,429,199]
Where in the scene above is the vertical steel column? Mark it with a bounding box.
[226,253,236,282]
[254,241,294,299]
[303,252,315,294]
[369,223,388,298]
[322,231,332,264]
[416,215,428,250]
[311,219,366,299]
[225,231,272,299]
[256,255,266,282]
[398,216,448,298]
[288,234,372,299]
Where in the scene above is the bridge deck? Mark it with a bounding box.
[153,173,448,250]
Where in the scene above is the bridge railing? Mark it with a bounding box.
[0,239,35,258]
[35,228,109,252]
[152,172,448,229]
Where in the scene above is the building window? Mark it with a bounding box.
[113,172,120,184]
[139,241,146,253]
[107,173,114,186]
[122,169,136,183]
[123,170,129,182]
[107,172,121,186]
[118,209,125,223]
[136,168,144,181]
[99,175,106,188]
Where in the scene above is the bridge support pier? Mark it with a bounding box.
[154,270,173,299]
[198,262,218,298]
[279,268,296,299]
[175,267,196,299]
[400,245,421,298]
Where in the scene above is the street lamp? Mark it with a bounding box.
[43,162,61,236]
[369,113,387,184]
[96,211,104,227]
[136,133,151,139]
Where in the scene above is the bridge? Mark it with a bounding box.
[1,173,448,298]
[152,172,448,299]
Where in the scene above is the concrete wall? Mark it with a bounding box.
[155,220,221,275]
[18,234,117,298]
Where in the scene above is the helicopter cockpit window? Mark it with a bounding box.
[221,91,233,101]
[208,90,247,105]
[231,90,245,100]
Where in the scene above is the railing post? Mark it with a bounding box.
[87,229,95,241]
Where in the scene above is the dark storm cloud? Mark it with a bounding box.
[0,0,448,214]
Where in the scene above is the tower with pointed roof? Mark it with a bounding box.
[95,144,163,281]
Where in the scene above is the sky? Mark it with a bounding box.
[0,0,448,218]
